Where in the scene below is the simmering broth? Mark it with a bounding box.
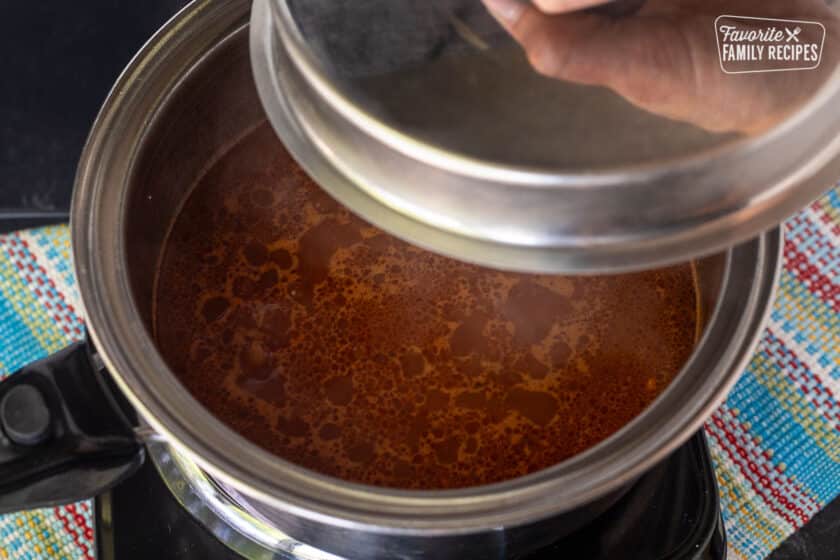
[154,123,698,490]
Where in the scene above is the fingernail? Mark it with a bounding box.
[483,0,526,26]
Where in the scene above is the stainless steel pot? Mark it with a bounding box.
[0,1,781,559]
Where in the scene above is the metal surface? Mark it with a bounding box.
[148,440,341,560]
[71,0,781,558]
[252,0,840,273]
[141,432,725,560]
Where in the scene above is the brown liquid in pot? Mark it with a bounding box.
[154,123,698,490]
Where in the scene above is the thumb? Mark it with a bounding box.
[482,0,619,87]
[532,0,615,13]
[481,0,614,20]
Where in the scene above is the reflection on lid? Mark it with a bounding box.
[284,0,839,167]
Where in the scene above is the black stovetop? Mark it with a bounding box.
[93,432,725,560]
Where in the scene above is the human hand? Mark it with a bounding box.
[481,0,839,134]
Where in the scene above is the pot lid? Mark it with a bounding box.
[252,0,840,272]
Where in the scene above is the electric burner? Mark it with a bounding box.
[94,432,725,560]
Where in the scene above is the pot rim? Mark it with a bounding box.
[72,0,782,536]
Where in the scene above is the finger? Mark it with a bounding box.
[482,0,615,86]
[481,0,610,28]
[532,0,613,14]
[482,0,528,32]
[482,0,708,129]
[520,14,618,86]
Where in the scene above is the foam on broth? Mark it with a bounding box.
[154,123,698,490]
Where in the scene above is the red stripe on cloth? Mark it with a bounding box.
[53,506,94,560]
[764,329,840,429]
[812,200,840,235]
[65,503,95,544]
[713,406,822,519]
[5,233,85,340]
[789,212,838,269]
[783,239,840,312]
[707,410,818,525]
[706,424,801,527]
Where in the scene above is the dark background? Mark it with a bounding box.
[0,1,187,229]
[0,1,837,559]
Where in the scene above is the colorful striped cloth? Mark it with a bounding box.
[0,226,91,560]
[706,186,840,560]
[0,188,838,560]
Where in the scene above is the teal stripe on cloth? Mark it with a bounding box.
[0,294,43,377]
[771,271,839,378]
[726,365,837,502]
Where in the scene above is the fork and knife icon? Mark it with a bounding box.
[786,26,803,42]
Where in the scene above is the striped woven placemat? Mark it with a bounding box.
[0,226,91,560]
[705,187,840,559]
[0,186,837,560]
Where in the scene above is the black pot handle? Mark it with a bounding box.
[0,340,144,514]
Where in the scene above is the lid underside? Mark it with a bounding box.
[254,0,840,272]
